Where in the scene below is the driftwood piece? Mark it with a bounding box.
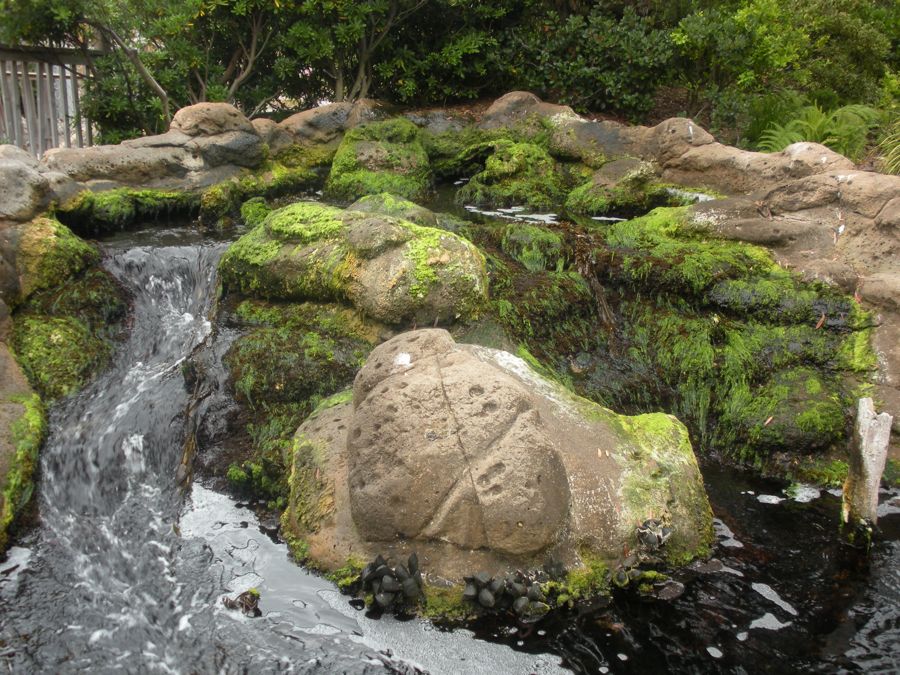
[842,398,892,527]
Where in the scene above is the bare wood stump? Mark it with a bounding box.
[842,397,892,529]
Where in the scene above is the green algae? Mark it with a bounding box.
[456,140,566,210]
[501,224,565,273]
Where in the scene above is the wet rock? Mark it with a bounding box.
[0,156,50,221]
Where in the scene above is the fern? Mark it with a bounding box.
[757,104,885,161]
[877,117,900,175]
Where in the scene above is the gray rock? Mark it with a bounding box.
[170,102,255,136]
[0,159,50,221]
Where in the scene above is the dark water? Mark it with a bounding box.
[1,223,898,674]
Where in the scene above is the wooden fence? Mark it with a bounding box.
[0,45,102,157]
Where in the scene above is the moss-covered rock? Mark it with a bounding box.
[200,158,323,226]
[13,216,99,302]
[281,329,713,608]
[57,188,199,235]
[10,315,112,400]
[346,192,438,228]
[501,223,565,273]
[455,140,566,210]
[0,393,45,553]
[240,197,271,228]
[565,160,680,217]
[325,119,432,203]
[219,201,488,325]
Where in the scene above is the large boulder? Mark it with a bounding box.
[479,91,578,131]
[40,103,264,190]
[0,343,44,554]
[283,329,714,582]
[279,99,387,146]
[0,153,51,221]
[219,201,487,325]
[324,118,432,202]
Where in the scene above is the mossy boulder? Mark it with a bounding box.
[0,392,45,553]
[10,216,99,303]
[346,192,438,228]
[56,188,199,235]
[219,201,488,325]
[325,119,432,203]
[282,329,713,597]
[565,159,679,217]
[225,299,382,409]
[10,315,112,400]
[455,140,566,210]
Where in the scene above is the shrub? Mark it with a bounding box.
[758,104,884,160]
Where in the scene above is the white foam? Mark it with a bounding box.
[749,613,792,631]
[752,583,798,616]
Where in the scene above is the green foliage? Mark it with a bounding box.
[501,224,565,273]
[878,116,900,174]
[758,104,884,160]
[504,6,673,118]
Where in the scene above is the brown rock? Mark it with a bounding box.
[284,329,714,582]
[170,102,255,137]
[0,160,50,221]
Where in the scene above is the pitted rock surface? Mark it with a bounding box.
[284,329,714,581]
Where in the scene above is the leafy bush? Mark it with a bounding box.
[504,6,673,118]
[758,104,884,160]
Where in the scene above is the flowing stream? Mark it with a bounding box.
[1,223,898,674]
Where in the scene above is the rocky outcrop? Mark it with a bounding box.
[283,329,714,582]
[0,147,51,221]
[40,103,265,192]
[219,201,487,325]
[278,99,387,146]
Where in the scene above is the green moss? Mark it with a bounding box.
[240,197,271,227]
[421,584,474,621]
[274,143,337,171]
[11,315,112,400]
[200,160,320,225]
[57,188,199,234]
[326,557,366,591]
[263,202,345,243]
[22,268,126,334]
[347,192,437,227]
[313,389,353,413]
[325,119,432,203]
[286,435,334,534]
[883,459,900,488]
[15,217,99,303]
[786,458,849,488]
[0,393,46,553]
[565,165,678,217]
[555,553,610,602]
[501,224,565,273]
[456,140,566,210]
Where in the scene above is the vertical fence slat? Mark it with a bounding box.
[9,61,23,148]
[35,61,46,155]
[48,64,59,149]
[20,61,39,155]
[83,67,93,146]
[59,63,71,147]
[0,60,11,143]
[72,64,84,147]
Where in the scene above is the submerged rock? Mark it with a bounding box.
[282,329,714,592]
[218,201,487,325]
